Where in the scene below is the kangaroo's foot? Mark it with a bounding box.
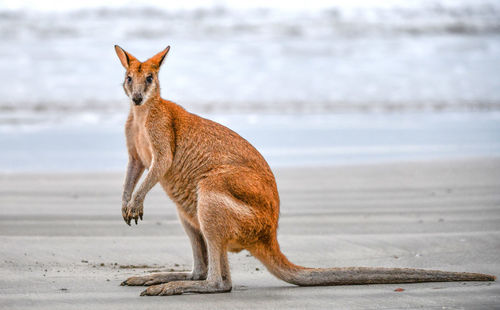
[121,271,205,286]
[140,280,232,296]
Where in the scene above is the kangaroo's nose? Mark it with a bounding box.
[132,94,143,105]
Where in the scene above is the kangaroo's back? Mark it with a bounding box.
[168,102,274,174]
[150,99,280,228]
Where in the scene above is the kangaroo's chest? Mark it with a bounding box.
[133,123,153,168]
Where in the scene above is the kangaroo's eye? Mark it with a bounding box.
[126,76,132,83]
[146,75,153,83]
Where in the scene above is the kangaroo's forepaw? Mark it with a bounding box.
[122,200,144,226]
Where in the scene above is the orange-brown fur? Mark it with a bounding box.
[115,45,495,296]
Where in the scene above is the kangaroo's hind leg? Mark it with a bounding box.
[141,187,234,296]
[121,216,208,286]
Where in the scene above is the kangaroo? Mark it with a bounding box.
[115,45,495,296]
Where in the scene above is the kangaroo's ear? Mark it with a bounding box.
[114,45,138,69]
[148,46,170,69]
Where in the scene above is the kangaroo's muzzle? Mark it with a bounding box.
[132,94,143,105]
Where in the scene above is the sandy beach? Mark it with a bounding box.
[0,157,499,309]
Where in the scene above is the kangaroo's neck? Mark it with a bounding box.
[131,95,162,123]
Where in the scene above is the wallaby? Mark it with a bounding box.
[115,45,495,296]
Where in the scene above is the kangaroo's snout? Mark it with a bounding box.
[132,94,143,105]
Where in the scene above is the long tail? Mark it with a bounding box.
[250,239,495,286]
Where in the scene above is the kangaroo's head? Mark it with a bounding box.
[114,45,170,106]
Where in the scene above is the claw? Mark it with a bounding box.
[135,217,138,225]
[120,280,127,286]
[140,290,147,296]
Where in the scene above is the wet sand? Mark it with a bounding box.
[1,158,499,309]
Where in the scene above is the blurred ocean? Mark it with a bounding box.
[1,0,500,118]
[0,0,499,170]
[1,112,499,172]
